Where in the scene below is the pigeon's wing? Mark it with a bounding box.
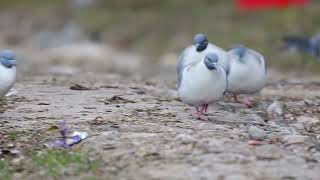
[248,49,267,74]
[230,45,248,59]
[220,65,228,96]
[176,46,194,88]
[176,50,186,88]
[230,46,262,63]
[259,54,267,74]
[223,53,231,75]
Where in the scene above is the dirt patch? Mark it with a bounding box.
[0,73,320,179]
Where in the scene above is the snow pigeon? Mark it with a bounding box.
[226,45,266,107]
[0,50,17,97]
[177,52,227,120]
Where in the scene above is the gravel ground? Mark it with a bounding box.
[1,69,320,180]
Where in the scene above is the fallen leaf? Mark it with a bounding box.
[46,125,60,131]
[89,116,106,126]
[38,103,50,105]
[70,84,98,90]
[104,96,136,104]
[100,85,119,89]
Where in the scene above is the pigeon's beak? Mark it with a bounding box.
[196,42,208,52]
[206,62,217,70]
[195,43,201,49]
[1,58,17,68]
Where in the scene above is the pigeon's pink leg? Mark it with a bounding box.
[233,94,238,102]
[195,106,207,121]
[240,98,255,108]
[201,104,208,113]
[233,94,255,108]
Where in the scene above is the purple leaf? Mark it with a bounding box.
[49,121,88,148]
[59,120,68,138]
[52,139,69,148]
[68,135,82,146]
[49,120,69,148]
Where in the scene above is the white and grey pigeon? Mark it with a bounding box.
[0,50,17,97]
[226,45,266,107]
[176,34,229,79]
[177,52,227,120]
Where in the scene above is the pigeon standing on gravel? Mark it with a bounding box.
[177,52,227,120]
[176,34,229,74]
[226,45,266,107]
[0,50,17,97]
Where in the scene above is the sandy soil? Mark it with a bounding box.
[1,68,320,180]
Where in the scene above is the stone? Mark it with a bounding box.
[290,123,305,131]
[225,174,254,180]
[255,144,283,160]
[282,134,313,146]
[268,132,282,143]
[246,114,266,126]
[267,101,283,116]
[296,116,320,132]
[101,131,119,140]
[248,126,267,140]
[175,134,196,144]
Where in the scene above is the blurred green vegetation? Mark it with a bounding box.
[1,0,320,71]
[0,149,101,179]
[33,150,101,177]
[0,0,65,9]
[0,159,12,180]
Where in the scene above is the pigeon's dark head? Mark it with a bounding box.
[0,50,16,69]
[194,34,208,52]
[281,36,310,51]
[204,53,218,70]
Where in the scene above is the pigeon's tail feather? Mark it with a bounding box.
[233,45,247,59]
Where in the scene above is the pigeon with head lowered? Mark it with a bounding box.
[176,34,229,77]
[226,45,266,107]
[0,50,17,97]
[178,52,227,120]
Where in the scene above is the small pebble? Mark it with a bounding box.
[248,126,266,140]
[175,134,196,144]
[267,101,283,116]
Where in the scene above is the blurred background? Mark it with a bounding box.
[1,0,320,79]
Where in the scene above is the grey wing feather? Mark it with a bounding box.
[233,45,247,59]
[262,56,267,74]
[223,62,230,75]
[176,50,187,88]
[176,50,185,74]
[250,49,267,74]
[218,65,228,95]
[231,45,266,71]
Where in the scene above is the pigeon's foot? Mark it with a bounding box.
[201,104,208,113]
[195,113,208,121]
[240,98,256,108]
[233,94,238,102]
[233,94,256,108]
[195,106,208,121]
